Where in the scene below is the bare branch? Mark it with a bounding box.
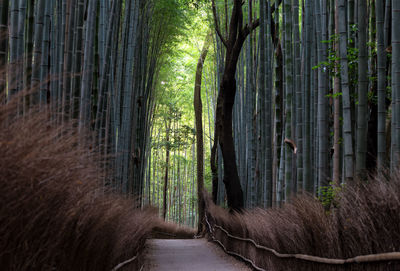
[211,0,228,47]
[241,0,282,42]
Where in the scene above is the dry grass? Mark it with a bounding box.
[0,97,157,271]
[206,174,400,270]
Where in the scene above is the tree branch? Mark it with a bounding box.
[238,4,243,36]
[242,0,282,43]
[242,18,260,37]
[211,0,228,47]
[270,0,283,14]
[227,0,242,46]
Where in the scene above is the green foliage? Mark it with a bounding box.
[346,45,359,91]
[368,89,378,105]
[326,92,342,99]
[349,23,358,38]
[151,0,193,58]
[312,33,358,85]
[318,183,343,210]
[146,2,214,225]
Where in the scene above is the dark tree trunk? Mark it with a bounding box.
[210,140,219,204]
[194,34,210,233]
[210,129,219,203]
[217,74,244,210]
[162,120,171,221]
[211,0,280,211]
[215,28,249,210]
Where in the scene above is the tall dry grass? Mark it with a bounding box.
[206,174,400,270]
[0,97,156,271]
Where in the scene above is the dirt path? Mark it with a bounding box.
[144,239,251,271]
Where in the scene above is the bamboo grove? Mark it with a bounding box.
[205,0,400,210]
[0,0,191,202]
[1,0,400,227]
[146,0,400,223]
[204,0,400,210]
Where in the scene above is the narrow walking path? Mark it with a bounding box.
[145,239,250,271]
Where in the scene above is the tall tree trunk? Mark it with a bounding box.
[384,0,391,50]
[259,0,273,207]
[9,0,19,98]
[217,66,244,210]
[274,8,284,206]
[392,0,400,169]
[212,0,258,210]
[79,0,98,131]
[377,0,387,168]
[0,0,8,97]
[333,1,341,185]
[338,0,354,181]
[283,0,294,200]
[62,0,77,119]
[356,0,369,177]
[39,0,52,104]
[94,0,118,146]
[31,0,46,103]
[293,0,302,193]
[70,0,85,120]
[17,0,27,94]
[303,0,313,192]
[210,133,219,204]
[245,0,256,208]
[366,0,378,172]
[163,120,171,221]
[194,34,210,233]
[208,70,219,204]
[315,0,330,188]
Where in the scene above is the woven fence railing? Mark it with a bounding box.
[205,213,400,271]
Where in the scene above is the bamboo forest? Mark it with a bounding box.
[2,0,400,270]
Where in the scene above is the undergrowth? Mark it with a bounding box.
[0,97,157,271]
[206,174,400,270]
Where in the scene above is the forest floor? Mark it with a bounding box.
[144,239,251,271]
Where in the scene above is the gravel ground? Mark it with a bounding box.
[143,239,251,271]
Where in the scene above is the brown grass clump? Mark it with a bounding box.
[151,219,196,239]
[0,99,157,271]
[206,174,400,270]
